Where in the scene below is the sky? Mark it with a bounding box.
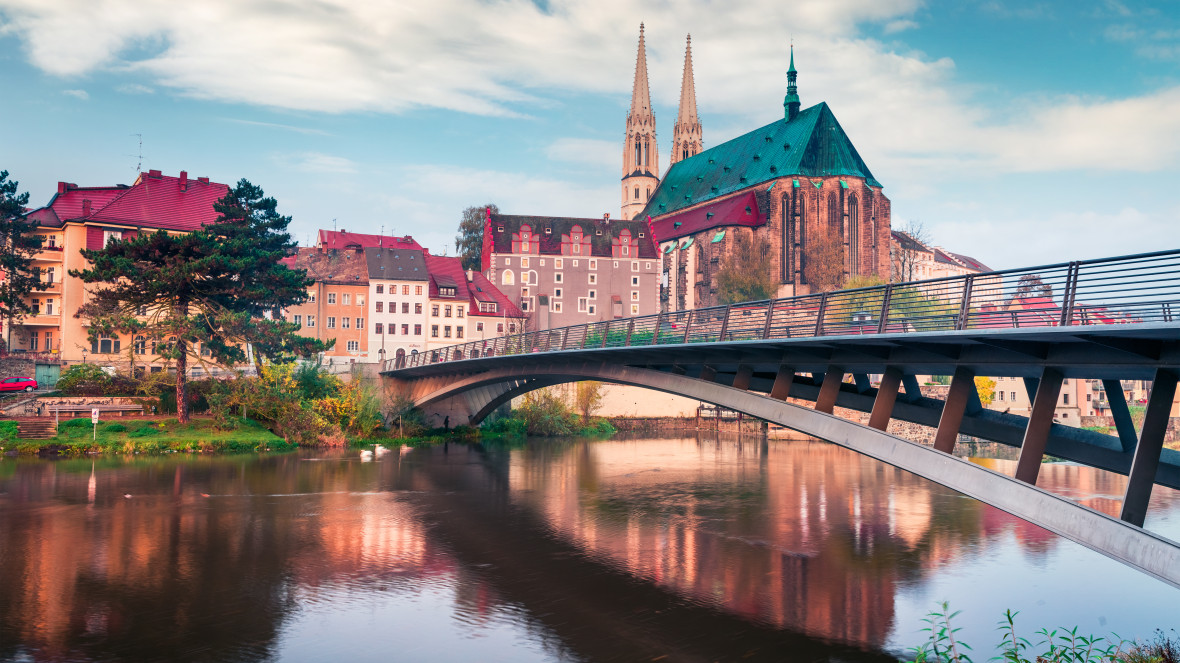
[1,0,1179,270]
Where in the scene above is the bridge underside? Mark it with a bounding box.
[383,325,1180,589]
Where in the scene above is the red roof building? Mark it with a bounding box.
[317,229,422,252]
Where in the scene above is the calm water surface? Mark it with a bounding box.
[2,436,1179,662]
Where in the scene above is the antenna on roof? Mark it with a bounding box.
[130,133,143,172]
[332,218,337,232]
[380,225,384,248]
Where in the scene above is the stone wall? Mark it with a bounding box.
[0,357,35,378]
[0,396,145,417]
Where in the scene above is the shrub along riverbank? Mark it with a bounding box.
[1,417,293,455]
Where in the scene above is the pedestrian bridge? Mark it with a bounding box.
[381,249,1180,588]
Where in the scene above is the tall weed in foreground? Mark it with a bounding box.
[906,603,1173,663]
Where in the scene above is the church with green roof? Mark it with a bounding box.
[628,41,892,310]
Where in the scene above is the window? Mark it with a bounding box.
[505,258,511,266]
[632,261,639,272]
[45,299,53,315]
[31,298,39,314]
[645,262,651,270]
[554,272,563,283]
[444,326,452,338]
[432,304,440,317]
[44,332,52,351]
[1011,392,1017,401]
[633,186,639,200]
[572,260,579,267]
[307,315,315,328]
[347,340,359,352]
[589,259,597,269]
[376,323,384,334]
[431,325,439,338]
[444,305,452,317]
[540,258,546,266]
[509,323,517,333]
[479,302,497,313]
[497,323,504,333]
[91,335,120,354]
[1063,393,1070,405]
[502,270,515,286]
[588,273,597,285]
[613,261,618,268]
[46,267,54,283]
[578,297,587,312]
[414,303,422,314]
[48,235,56,248]
[327,316,336,329]
[476,322,484,332]
[414,285,422,295]
[457,326,464,338]
[327,293,337,305]
[133,336,147,355]
[554,258,563,269]
[631,291,639,301]
[631,304,640,315]
[552,302,562,313]
[103,229,121,246]
[342,293,351,306]
[356,317,364,329]
[342,317,350,329]
[402,285,409,295]
[521,257,529,268]
[376,284,384,294]
[554,288,563,299]
[356,295,364,306]
[308,291,316,303]
[457,306,464,318]
[999,391,1004,401]
[376,302,384,313]
[588,304,596,315]
[631,276,639,286]
[588,289,597,299]
[401,302,409,314]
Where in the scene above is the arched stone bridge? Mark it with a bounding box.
[381,249,1180,588]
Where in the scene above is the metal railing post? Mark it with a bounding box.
[682,311,693,343]
[813,293,828,337]
[602,320,611,348]
[955,276,974,330]
[580,323,590,349]
[718,305,732,341]
[1060,262,1079,326]
[652,312,663,344]
[877,284,893,334]
[762,300,776,339]
[625,319,635,345]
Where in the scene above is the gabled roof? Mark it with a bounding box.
[946,251,992,273]
[26,170,226,231]
[423,253,525,318]
[641,102,881,219]
[289,247,368,285]
[487,214,658,258]
[318,229,422,251]
[891,230,932,254]
[468,271,525,318]
[364,247,429,281]
[26,184,129,227]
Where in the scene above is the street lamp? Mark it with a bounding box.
[81,349,87,364]
[378,347,386,370]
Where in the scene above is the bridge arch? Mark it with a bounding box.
[406,362,1180,589]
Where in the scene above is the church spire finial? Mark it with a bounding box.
[671,33,703,166]
[784,43,800,121]
[622,23,659,220]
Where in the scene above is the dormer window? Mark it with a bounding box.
[440,286,457,297]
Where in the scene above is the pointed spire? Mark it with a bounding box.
[671,33,703,166]
[784,43,800,121]
[629,23,653,117]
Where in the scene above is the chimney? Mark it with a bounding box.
[466,269,474,282]
[178,171,188,191]
[57,182,67,194]
[603,213,610,221]
[82,199,92,217]
[148,169,162,178]
[197,176,209,184]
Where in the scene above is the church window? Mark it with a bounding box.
[502,270,514,286]
[827,192,840,236]
[781,194,793,282]
[798,194,808,284]
[849,195,860,274]
[634,187,639,200]
[646,188,651,201]
[634,138,641,166]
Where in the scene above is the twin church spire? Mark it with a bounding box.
[622,25,701,220]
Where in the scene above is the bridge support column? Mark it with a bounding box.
[868,367,903,431]
[699,365,717,383]
[1014,367,1065,485]
[933,366,976,453]
[732,365,754,391]
[815,367,844,414]
[1103,379,1138,453]
[1121,369,1178,526]
[769,365,795,400]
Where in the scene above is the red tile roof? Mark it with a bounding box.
[648,190,764,243]
[318,229,422,251]
[27,170,227,232]
[423,253,523,318]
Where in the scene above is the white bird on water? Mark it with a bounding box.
[374,444,389,457]
[359,449,374,462]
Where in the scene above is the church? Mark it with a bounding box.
[622,27,893,310]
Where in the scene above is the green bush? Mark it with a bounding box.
[129,426,159,438]
[55,364,138,396]
[0,420,18,441]
[59,418,93,430]
[103,423,127,432]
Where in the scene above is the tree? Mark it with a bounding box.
[0,170,47,348]
[803,227,844,292]
[573,381,605,423]
[715,231,777,304]
[975,376,996,407]
[890,220,931,283]
[455,203,498,271]
[71,179,322,423]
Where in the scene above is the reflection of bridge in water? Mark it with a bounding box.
[383,249,1180,588]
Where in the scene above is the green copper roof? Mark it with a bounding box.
[640,102,882,219]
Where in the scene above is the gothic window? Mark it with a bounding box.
[849,194,860,274]
[634,187,640,200]
[781,194,792,282]
[646,188,651,201]
[827,192,840,236]
[634,137,641,166]
[798,194,808,284]
[502,270,514,286]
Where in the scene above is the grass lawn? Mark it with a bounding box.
[1,417,295,455]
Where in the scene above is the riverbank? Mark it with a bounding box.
[0,417,296,455]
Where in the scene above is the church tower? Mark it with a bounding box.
[622,23,659,220]
[670,34,703,165]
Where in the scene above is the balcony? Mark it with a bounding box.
[32,246,65,262]
[19,313,61,326]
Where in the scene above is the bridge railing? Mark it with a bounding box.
[388,248,1180,372]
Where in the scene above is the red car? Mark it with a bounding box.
[0,377,38,392]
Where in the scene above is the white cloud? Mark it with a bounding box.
[287,152,357,174]
[545,138,618,170]
[884,19,918,33]
[223,118,329,136]
[116,83,154,94]
[61,88,88,100]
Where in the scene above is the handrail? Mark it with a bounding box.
[387,247,1180,371]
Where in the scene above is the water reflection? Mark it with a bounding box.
[1,437,1178,662]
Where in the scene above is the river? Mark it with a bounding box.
[1,436,1178,662]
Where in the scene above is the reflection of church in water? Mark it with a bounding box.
[621,26,893,309]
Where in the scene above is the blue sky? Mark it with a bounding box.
[1,0,1179,269]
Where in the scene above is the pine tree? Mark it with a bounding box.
[455,203,498,271]
[71,179,324,423]
[0,170,47,350]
